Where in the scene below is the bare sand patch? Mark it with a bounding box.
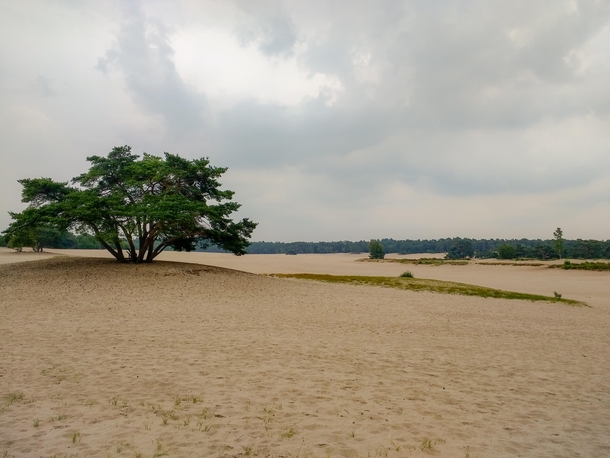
[1,257,609,457]
[0,248,58,265]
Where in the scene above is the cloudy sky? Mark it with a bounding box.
[1,0,609,242]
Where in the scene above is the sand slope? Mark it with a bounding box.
[1,257,609,457]
[0,248,57,265]
[45,249,609,307]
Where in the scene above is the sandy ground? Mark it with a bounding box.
[43,249,608,307]
[1,251,609,457]
[0,248,57,265]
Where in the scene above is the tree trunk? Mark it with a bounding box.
[99,240,126,262]
[113,239,127,262]
[146,242,157,262]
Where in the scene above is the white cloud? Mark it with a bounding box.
[1,0,610,241]
[172,27,343,107]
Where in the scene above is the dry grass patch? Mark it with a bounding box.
[272,273,587,306]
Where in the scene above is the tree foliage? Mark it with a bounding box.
[368,239,385,259]
[445,238,474,259]
[497,243,517,259]
[553,227,564,259]
[213,237,609,259]
[3,146,257,263]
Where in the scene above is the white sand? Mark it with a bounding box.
[1,251,609,457]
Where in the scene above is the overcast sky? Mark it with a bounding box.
[1,0,609,242]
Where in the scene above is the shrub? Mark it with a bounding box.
[400,271,414,278]
[561,260,610,271]
[368,240,385,259]
[497,243,517,259]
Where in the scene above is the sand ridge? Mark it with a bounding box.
[2,256,610,457]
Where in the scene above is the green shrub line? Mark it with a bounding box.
[551,260,610,271]
[364,258,610,271]
[272,273,587,306]
[476,261,546,267]
[361,258,469,266]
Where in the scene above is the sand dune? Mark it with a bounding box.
[1,254,609,457]
[44,249,609,307]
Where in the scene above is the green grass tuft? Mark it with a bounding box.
[273,273,587,306]
[4,391,24,405]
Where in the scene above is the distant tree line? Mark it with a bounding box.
[0,228,103,251]
[201,237,610,260]
[3,230,609,260]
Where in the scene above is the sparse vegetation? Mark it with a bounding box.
[4,391,24,405]
[421,437,445,451]
[421,437,433,451]
[400,271,414,278]
[242,445,257,456]
[273,273,587,306]
[280,427,296,438]
[152,440,169,458]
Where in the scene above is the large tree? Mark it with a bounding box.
[4,146,257,263]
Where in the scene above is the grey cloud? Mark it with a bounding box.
[2,0,610,239]
[97,1,206,137]
[234,0,297,56]
[32,75,57,97]
[292,1,610,129]
[398,1,610,127]
[259,15,297,56]
[211,97,394,169]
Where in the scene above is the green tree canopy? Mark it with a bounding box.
[368,239,385,259]
[497,243,517,259]
[446,238,474,259]
[3,146,257,263]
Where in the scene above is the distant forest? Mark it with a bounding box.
[209,238,610,260]
[2,231,609,260]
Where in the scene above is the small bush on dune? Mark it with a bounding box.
[400,271,414,278]
[560,260,610,271]
[368,239,385,259]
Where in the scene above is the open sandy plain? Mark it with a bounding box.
[1,248,609,457]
